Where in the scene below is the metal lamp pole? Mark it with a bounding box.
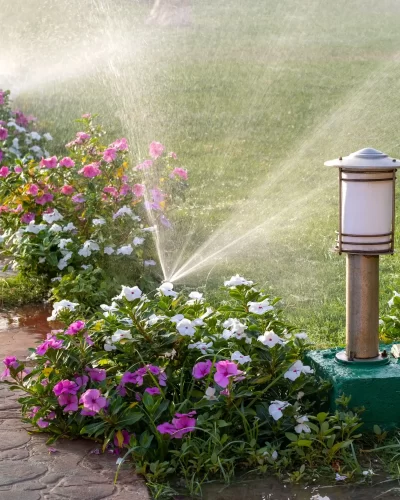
[325,148,400,364]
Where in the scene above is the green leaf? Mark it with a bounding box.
[80,421,106,436]
[117,411,143,427]
[330,440,353,455]
[285,432,298,442]
[373,424,382,435]
[296,440,313,447]
[217,420,231,428]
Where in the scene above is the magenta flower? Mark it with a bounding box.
[147,365,160,375]
[37,418,49,428]
[1,356,19,378]
[74,375,89,389]
[214,360,242,388]
[0,127,8,141]
[78,163,101,178]
[65,320,86,335]
[80,389,107,413]
[103,148,117,163]
[59,157,75,168]
[149,141,165,159]
[36,336,63,356]
[27,406,41,418]
[75,131,90,144]
[132,183,145,197]
[111,138,128,151]
[58,393,78,412]
[157,411,197,439]
[158,372,168,386]
[192,360,212,380]
[135,160,153,170]
[20,212,35,224]
[169,152,178,159]
[157,422,177,436]
[103,186,118,197]
[0,166,9,177]
[120,184,130,196]
[86,367,107,382]
[81,408,96,416]
[170,167,188,180]
[35,193,53,205]
[53,379,78,396]
[72,193,85,203]
[116,384,127,397]
[14,166,23,173]
[27,184,39,196]
[47,411,56,420]
[40,156,58,169]
[113,430,131,448]
[145,387,161,396]
[61,185,74,195]
[85,335,94,346]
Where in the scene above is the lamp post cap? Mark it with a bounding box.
[325,147,400,169]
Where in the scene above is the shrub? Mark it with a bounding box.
[3,277,363,495]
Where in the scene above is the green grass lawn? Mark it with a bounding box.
[5,0,400,345]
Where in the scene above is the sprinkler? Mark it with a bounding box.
[325,148,400,365]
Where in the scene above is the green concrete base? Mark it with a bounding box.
[306,347,400,430]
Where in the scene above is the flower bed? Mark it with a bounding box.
[3,277,364,496]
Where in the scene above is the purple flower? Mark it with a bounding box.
[80,389,107,413]
[35,193,53,205]
[192,360,212,380]
[1,356,19,378]
[214,360,242,388]
[53,379,78,396]
[113,430,131,448]
[85,335,94,346]
[103,148,117,162]
[116,384,127,397]
[145,387,161,396]
[65,320,85,335]
[74,375,89,389]
[86,367,107,382]
[81,408,97,416]
[20,212,35,224]
[157,411,197,439]
[58,393,78,412]
[0,127,8,141]
[47,411,56,420]
[158,371,167,386]
[36,336,63,356]
[37,418,49,428]
[72,193,86,204]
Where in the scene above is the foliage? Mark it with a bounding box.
[0,89,189,307]
[380,291,400,343]
[3,277,364,495]
[0,273,48,307]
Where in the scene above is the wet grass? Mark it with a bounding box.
[6,0,400,345]
[0,274,48,309]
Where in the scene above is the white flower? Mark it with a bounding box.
[188,341,213,354]
[58,238,73,249]
[62,222,76,232]
[81,265,91,270]
[57,258,69,270]
[83,240,100,251]
[147,314,164,326]
[284,360,314,381]
[43,133,53,141]
[12,137,19,149]
[294,415,311,434]
[201,307,213,319]
[133,237,144,246]
[192,317,205,326]
[48,300,79,321]
[27,352,38,361]
[120,317,133,326]
[164,349,177,359]
[78,247,91,257]
[104,338,117,351]
[297,391,305,400]
[224,275,254,287]
[104,246,115,255]
[362,469,374,476]
[93,218,106,226]
[43,209,63,224]
[25,222,47,234]
[38,257,46,263]
[186,291,204,305]
[158,282,178,298]
[222,318,247,340]
[311,496,330,500]
[111,329,132,342]
[144,260,156,267]
[248,298,274,315]
[335,473,347,481]
[142,226,157,232]
[268,400,290,421]
[30,145,42,155]
[271,450,278,461]
[388,291,400,307]
[116,244,133,255]
[100,302,119,314]
[295,332,308,340]
[177,318,196,337]
[170,314,184,324]
[204,387,218,401]
[25,137,32,145]
[117,285,142,301]
[51,276,62,282]
[8,147,20,157]
[113,205,133,219]
[30,131,41,141]
[49,223,62,233]
[257,331,283,348]
[231,351,251,364]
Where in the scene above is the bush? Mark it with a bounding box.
[3,276,363,496]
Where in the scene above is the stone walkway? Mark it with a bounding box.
[0,308,150,500]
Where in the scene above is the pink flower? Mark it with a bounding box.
[58,393,78,412]
[59,157,75,168]
[20,212,35,224]
[158,372,167,386]
[170,167,188,180]
[111,138,128,151]
[135,160,153,170]
[214,360,242,388]
[120,184,130,196]
[113,430,131,448]
[157,422,177,436]
[74,375,89,389]
[35,193,53,205]
[103,148,117,163]
[169,152,177,159]
[0,91,4,105]
[81,408,96,416]
[53,379,78,396]
[116,384,127,397]
[72,193,85,203]
[121,371,140,386]
[14,166,23,173]
[1,356,19,378]
[80,389,107,413]
[85,335,94,346]
[132,183,145,197]
[192,360,212,380]
[0,166,9,177]
[36,336,63,355]
[145,387,161,396]
[149,141,165,159]
[157,412,197,439]
[0,127,8,141]
[37,418,49,428]
[103,186,118,197]
[47,411,56,420]
[79,163,101,178]
[61,185,74,195]
[40,156,58,169]
[27,184,39,196]
[86,367,107,382]
[82,113,91,119]
[75,132,90,144]
[65,320,85,335]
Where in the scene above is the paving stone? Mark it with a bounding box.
[0,462,48,486]
[0,447,30,460]
[1,492,41,500]
[39,473,65,485]
[49,474,116,499]
[0,431,31,451]
[15,480,47,491]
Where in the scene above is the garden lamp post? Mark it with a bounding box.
[325,148,400,364]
